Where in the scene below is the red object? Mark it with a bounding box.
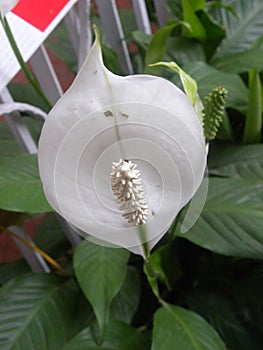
[12,0,70,32]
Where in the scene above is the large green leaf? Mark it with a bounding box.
[73,240,129,337]
[186,292,263,350]
[176,177,263,259]
[145,22,188,75]
[0,154,51,213]
[0,273,86,350]
[63,321,150,350]
[183,61,248,112]
[211,0,263,59]
[34,213,70,256]
[167,37,206,67]
[0,122,22,156]
[211,48,263,73]
[209,143,263,179]
[181,0,206,41]
[110,266,141,323]
[152,303,226,350]
[0,260,29,285]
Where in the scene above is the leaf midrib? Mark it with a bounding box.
[8,282,64,350]
[162,305,202,350]
[203,205,263,218]
[216,2,263,56]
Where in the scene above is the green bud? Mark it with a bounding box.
[202,86,228,141]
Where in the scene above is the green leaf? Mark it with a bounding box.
[182,0,206,41]
[211,0,263,59]
[0,121,22,156]
[184,61,248,112]
[145,22,189,75]
[176,177,263,259]
[242,67,262,144]
[150,243,181,290]
[209,143,263,179]
[0,154,51,213]
[63,321,150,350]
[186,292,263,350]
[8,82,50,112]
[110,266,141,323]
[0,273,85,349]
[34,213,70,256]
[131,30,152,51]
[73,240,129,337]
[152,61,197,105]
[197,9,225,58]
[167,37,206,67]
[152,303,226,350]
[0,260,30,285]
[211,48,263,73]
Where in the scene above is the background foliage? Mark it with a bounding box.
[0,0,263,349]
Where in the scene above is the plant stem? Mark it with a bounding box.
[1,225,67,275]
[1,17,52,110]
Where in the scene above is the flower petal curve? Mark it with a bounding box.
[38,28,206,255]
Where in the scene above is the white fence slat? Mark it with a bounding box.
[30,45,63,105]
[0,88,38,154]
[64,7,80,56]
[153,0,169,27]
[95,0,133,74]
[132,0,152,34]
[77,0,92,70]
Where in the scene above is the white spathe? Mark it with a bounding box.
[38,29,206,256]
[0,0,19,17]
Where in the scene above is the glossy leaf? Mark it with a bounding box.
[0,121,21,156]
[0,154,52,212]
[184,61,248,111]
[211,0,263,59]
[152,303,226,350]
[0,260,29,285]
[110,266,141,323]
[209,143,263,179]
[150,243,181,290]
[167,37,206,67]
[145,22,189,75]
[73,240,129,336]
[187,292,263,350]
[176,177,263,259]
[0,273,85,349]
[197,9,225,58]
[181,0,206,41]
[242,67,262,144]
[34,213,70,256]
[63,321,150,350]
[211,48,263,73]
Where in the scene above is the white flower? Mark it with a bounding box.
[0,0,19,17]
[38,27,206,256]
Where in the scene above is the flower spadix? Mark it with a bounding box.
[38,26,206,256]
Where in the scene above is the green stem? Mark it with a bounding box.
[2,17,52,109]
